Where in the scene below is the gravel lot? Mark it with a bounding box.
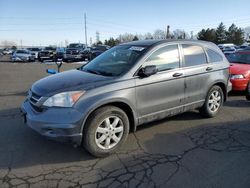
[0,61,250,188]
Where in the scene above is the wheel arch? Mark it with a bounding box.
[80,100,138,143]
[209,81,227,102]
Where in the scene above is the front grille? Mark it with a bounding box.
[28,90,43,112]
[29,91,41,104]
[40,52,51,57]
[66,50,79,55]
[30,102,43,112]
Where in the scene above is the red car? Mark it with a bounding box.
[227,51,250,91]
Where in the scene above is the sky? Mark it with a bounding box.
[0,0,250,46]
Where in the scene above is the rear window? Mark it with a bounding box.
[206,48,223,63]
[182,44,207,67]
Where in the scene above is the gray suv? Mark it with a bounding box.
[21,40,231,157]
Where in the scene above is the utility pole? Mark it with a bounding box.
[166,25,170,39]
[96,31,100,44]
[190,31,194,39]
[84,13,88,46]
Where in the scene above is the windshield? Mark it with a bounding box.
[93,45,109,51]
[68,43,84,48]
[228,53,250,64]
[27,48,40,51]
[44,47,56,51]
[82,45,146,76]
[16,50,29,54]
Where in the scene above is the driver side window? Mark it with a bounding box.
[144,45,180,71]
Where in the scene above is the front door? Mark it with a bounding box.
[135,44,185,124]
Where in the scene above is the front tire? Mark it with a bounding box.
[199,85,224,118]
[83,106,129,157]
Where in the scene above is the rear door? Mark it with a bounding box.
[181,43,211,105]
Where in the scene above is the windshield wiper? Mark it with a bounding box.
[84,69,115,76]
[97,70,115,76]
[84,69,101,75]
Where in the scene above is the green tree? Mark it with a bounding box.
[216,22,227,44]
[11,46,17,50]
[197,28,216,43]
[132,36,139,41]
[104,37,120,47]
[227,24,244,45]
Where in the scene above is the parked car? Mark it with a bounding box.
[2,48,13,55]
[246,87,250,100]
[21,40,231,157]
[218,43,235,50]
[11,49,35,62]
[55,47,65,60]
[27,47,41,59]
[63,43,86,62]
[81,45,110,61]
[38,46,57,62]
[222,46,236,55]
[228,51,250,91]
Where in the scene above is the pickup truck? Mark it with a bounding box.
[63,43,86,62]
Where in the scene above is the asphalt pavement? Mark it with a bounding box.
[0,62,250,188]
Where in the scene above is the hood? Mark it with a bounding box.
[40,50,54,53]
[66,48,81,50]
[229,63,250,75]
[15,53,31,58]
[31,70,113,97]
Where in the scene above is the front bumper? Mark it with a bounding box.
[21,99,83,145]
[12,56,31,62]
[63,54,82,60]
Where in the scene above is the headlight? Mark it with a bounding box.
[231,74,244,79]
[43,91,85,107]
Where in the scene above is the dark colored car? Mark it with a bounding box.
[63,43,86,62]
[81,45,110,61]
[228,51,250,91]
[21,40,231,157]
[39,47,57,62]
[55,47,65,60]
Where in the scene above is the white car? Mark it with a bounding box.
[2,48,13,55]
[12,50,35,62]
[222,46,236,54]
[26,48,40,59]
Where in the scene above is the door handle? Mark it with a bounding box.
[172,73,183,77]
[206,67,213,71]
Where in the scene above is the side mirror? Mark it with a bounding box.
[138,65,158,77]
[46,69,57,74]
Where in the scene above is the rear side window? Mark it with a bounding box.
[206,48,223,62]
[182,44,207,67]
[144,45,180,71]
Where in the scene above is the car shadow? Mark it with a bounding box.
[0,91,27,97]
[224,99,250,108]
[0,108,95,170]
[136,110,202,132]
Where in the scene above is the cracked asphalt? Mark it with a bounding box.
[0,63,250,188]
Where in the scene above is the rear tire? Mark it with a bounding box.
[199,85,224,118]
[83,106,129,157]
[246,82,250,101]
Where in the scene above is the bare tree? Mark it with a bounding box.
[172,29,190,39]
[244,27,250,41]
[119,33,135,43]
[1,40,17,48]
[153,29,166,39]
